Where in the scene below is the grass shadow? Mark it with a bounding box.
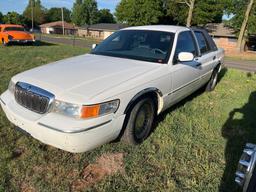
[34,41,57,46]
[4,41,56,47]
[219,91,256,192]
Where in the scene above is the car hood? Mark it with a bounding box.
[13,54,161,103]
[6,31,33,39]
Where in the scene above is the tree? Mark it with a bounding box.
[225,0,256,52]
[175,0,196,27]
[46,8,71,23]
[0,12,3,23]
[237,0,254,52]
[168,0,226,26]
[23,0,47,26]
[115,0,163,26]
[98,9,115,23]
[72,0,99,26]
[3,12,25,25]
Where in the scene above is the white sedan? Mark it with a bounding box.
[0,25,224,153]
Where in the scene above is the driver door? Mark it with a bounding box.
[169,31,202,105]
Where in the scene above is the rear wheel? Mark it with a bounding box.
[121,98,156,145]
[206,67,219,92]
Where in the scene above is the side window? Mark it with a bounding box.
[174,31,197,63]
[194,31,210,54]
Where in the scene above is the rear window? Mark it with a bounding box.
[194,31,210,54]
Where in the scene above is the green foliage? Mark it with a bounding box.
[72,0,99,26]
[98,9,115,23]
[23,0,47,26]
[45,8,71,23]
[2,12,25,25]
[227,0,256,35]
[115,0,164,26]
[168,0,226,26]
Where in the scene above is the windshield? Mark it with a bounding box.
[4,27,25,32]
[91,30,174,64]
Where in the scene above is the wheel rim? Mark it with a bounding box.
[134,102,153,140]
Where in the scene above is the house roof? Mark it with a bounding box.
[80,23,128,31]
[40,21,76,29]
[204,23,236,38]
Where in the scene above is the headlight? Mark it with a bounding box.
[52,99,120,119]
[8,80,16,93]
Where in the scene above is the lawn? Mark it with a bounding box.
[0,43,256,192]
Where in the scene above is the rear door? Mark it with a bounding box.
[193,30,218,84]
[169,30,202,105]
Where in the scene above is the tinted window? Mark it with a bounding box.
[4,27,25,32]
[174,31,197,62]
[194,31,210,54]
[91,30,175,64]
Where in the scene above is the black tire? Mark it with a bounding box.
[246,166,256,192]
[121,97,156,145]
[206,67,219,92]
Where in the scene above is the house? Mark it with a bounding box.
[40,21,77,35]
[205,23,237,53]
[78,23,127,39]
[205,23,256,53]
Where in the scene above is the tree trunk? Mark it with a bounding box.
[186,0,195,27]
[237,0,254,52]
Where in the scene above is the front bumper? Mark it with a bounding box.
[0,91,125,153]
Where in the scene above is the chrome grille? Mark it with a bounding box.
[14,82,55,114]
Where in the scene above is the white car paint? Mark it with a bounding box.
[0,25,224,153]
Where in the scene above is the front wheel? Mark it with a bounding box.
[121,98,156,145]
[2,39,8,46]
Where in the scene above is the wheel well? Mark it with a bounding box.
[116,90,161,141]
[215,62,222,72]
[124,90,162,115]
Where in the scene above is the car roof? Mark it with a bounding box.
[0,24,23,28]
[122,25,189,33]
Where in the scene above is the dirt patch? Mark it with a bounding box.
[72,153,125,191]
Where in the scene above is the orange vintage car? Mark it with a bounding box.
[0,24,35,46]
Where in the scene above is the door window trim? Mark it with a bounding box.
[173,30,199,65]
[194,30,212,55]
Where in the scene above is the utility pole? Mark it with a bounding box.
[61,7,65,35]
[31,0,34,31]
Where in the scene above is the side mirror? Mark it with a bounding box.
[92,44,98,49]
[178,52,194,62]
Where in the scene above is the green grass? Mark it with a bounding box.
[0,43,256,191]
